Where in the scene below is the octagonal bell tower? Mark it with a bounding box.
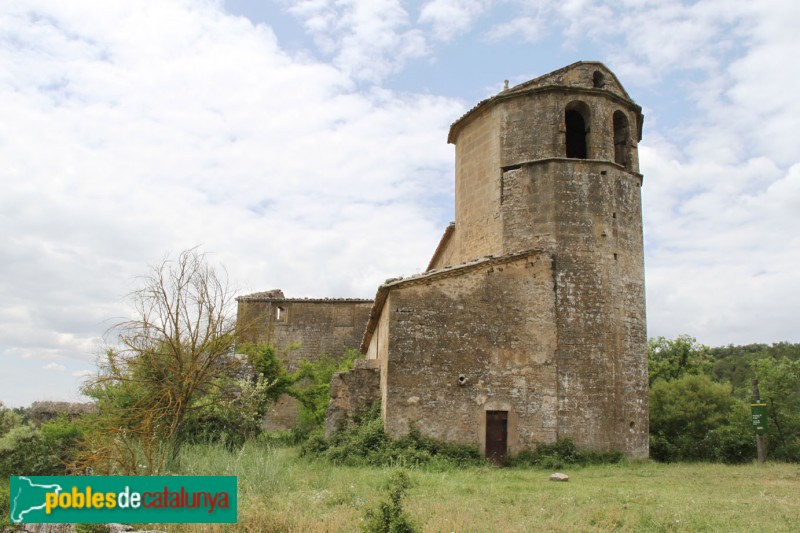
[445,62,648,457]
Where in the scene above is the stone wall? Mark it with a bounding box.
[236,292,373,430]
[451,105,504,264]
[371,251,558,455]
[325,358,381,437]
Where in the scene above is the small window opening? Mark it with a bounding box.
[612,212,617,219]
[275,306,286,321]
[565,103,589,159]
[593,70,605,88]
[613,110,630,168]
[614,253,618,261]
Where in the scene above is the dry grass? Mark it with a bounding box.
[148,443,800,532]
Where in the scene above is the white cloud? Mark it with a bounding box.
[43,363,66,372]
[284,0,428,82]
[419,0,488,42]
[0,0,462,406]
[1,0,798,407]
[485,15,546,43]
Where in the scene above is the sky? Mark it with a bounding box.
[1,0,798,407]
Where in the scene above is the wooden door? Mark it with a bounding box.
[486,411,508,464]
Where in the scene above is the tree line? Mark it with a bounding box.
[648,335,800,462]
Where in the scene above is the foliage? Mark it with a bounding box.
[300,402,483,468]
[0,401,22,438]
[509,438,624,469]
[0,425,60,477]
[649,373,753,463]
[648,335,713,386]
[0,415,87,478]
[244,342,293,397]
[361,469,418,533]
[753,357,800,461]
[80,249,240,473]
[711,342,800,394]
[181,374,277,449]
[288,349,359,429]
[156,442,800,532]
[0,479,10,529]
[39,415,86,472]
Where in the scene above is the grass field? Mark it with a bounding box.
[144,443,800,532]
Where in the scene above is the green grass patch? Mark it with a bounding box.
[139,442,800,532]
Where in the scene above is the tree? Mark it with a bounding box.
[648,335,713,386]
[649,374,753,462]
[82,249,241,472]
[753,357,800,461]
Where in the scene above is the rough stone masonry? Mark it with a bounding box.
[237,61,649,460]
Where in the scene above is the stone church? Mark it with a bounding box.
[237,61,649,460]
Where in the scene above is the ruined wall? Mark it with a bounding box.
[325,358,381,437]
[237,293,373,430]
[380,252,558,455]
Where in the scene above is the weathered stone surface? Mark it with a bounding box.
[549,472,570,482]
[236,294,372,430]
[242,61,649,460]
[361,61,649,459]
[367,251,558,455]
[325,364,381,437]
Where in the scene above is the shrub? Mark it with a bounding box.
[508,437,624,468]
[40,415,86,472]
[0,401,21,438]
[650,373,753,463]
[0,425,60,476]
[0,480,10,528]
[300,403,483,468]
[362,470,417,533]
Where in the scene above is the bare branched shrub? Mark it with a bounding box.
[81,249,241,473]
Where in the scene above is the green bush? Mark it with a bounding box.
[0,425,60,476]
[362,469,417,533]
[0,401,22,438]
[508,438,624,468]
[40,415,86,472]
[0,480,10,528]
[300,403,483,468]
[0,415,88,477]
[650,374,753,463]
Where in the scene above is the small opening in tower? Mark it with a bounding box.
[593,70,605,88]
[565,101,590,159]
[612,212,617,219]
[613,110,631,168]
[614,253,618,261]
[275,306,286,321]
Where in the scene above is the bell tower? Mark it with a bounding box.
[446,61,648,457]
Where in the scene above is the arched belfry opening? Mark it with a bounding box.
[613,110,630,168]
[565,101,590,159]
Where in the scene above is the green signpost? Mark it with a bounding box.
[751,403,767,436]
